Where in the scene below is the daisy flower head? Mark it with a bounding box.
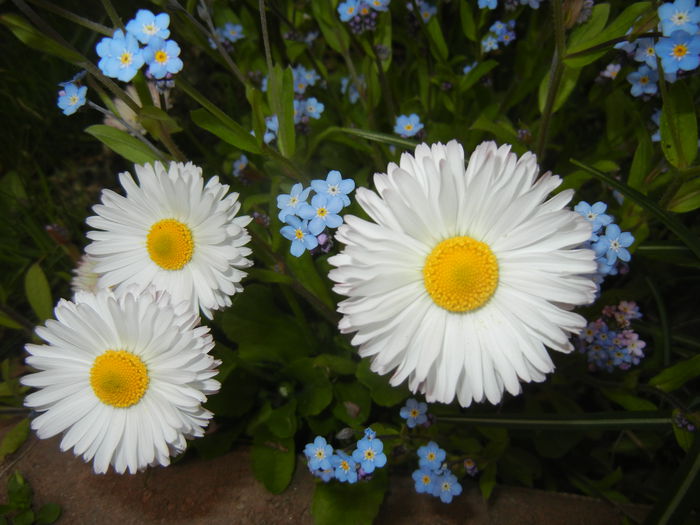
[84,161,253,319]
[22,287,220,474]
[71,254,102,295]
[328,141,597,407]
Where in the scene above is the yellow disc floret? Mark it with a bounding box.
[146,218,194,270]
[423,236,499,312]
[154,50,169,64]
[90,350,149,407]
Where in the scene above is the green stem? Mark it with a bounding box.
[646,277,671,367]
[258,0,274,74]
[99,0,124,31]
[26,0,112,35]
[437,412,672,430]
[535,0,566,162]
[156,121,186,162]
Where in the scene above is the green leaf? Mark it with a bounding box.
[251,431,295,494]
[471,114,526,154]
[567,4,610,51]
[538,66,581,114]
[190,109,261,154]
[332,382,372,426]
[0,311,23,330]
[313,354,357,375]
[311,470,387,525]
[356,360,409,407]
[0,419,29,462]
[311,0,350,54]
[601,389,657,411]
[7,471,32,511]
[672,410,694,452]
[284,252,335,310]
[84,125,162,164]
[24,263,52,322]
[458,60,498,93]
[267,65,296,158]
[479,463,498,501]
[247,268,295,286]
[334,127,417,148]
[460,1,477,41]
[13,509,34,525]
[285,359,333,417]
[642,437,700,525]
[660,81,698,169]
[649,355,700,392]
[569,159,700,260]
[668,177,700,213]
[36,503,62,525]
[266,400,298,438]
[628,131,653,191]
[0,14,83,64]
[425,16,448,62]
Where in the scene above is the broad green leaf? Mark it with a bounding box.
[284,252,335,310]
[460,1,477,41]
[251,431,295,494]
[356,360,409,407]
[313,354,357,375]
[649,355,700,392]
[24,263,52,322]
[567,4,610,51]
[14,510,34,525]
[660,81,698,169]
[312,470,387,525]
[7,471,32,510]
[0,419,29,462]
[538,66,581,114]
[36,503,62,525]
[85,125,162,164]
[479,463,498,501]
[0,14,83,64]
[425,16,448,62]
[628,131,653,191]
[190,109,261,154]
[266,400,298,438]
[668,177,700,213]
[332,382,371,426]
[570,159,700,260]
[285,358,334,416]
[268,65,296,158]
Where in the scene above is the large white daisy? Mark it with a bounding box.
[328,141,597,407]
[22,287,220,474]
[85,161,252,319]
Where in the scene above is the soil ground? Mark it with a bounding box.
[0,421,650,525]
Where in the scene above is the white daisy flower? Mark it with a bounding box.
[84,161,253,319]
[22,287,220,474]
[70,254,102,295]
[328,141,597,407]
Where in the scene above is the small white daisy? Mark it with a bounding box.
[22,287,220,474]
[84,161,253,319]
[328,141,597,407]
[71,254,101,295]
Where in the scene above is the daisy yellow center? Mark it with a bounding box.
[146,219,194,270]
[154,50,169,64]
[672,43,688,58]
[423,236,499,313]
[90,350,149,408]
[120,51,132,66]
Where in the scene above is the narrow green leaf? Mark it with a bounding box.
[601,389,657,411]
[268,65,296,158]
[24,263,52,321]
[190,109,261,154]
[0,311,23,330]
[311,0,349,53]
[247,268,295,286]
[570,159,700,259]
[0,14,83,64]
[0,419,29,462]
[567,4,610,51]
[668,177,700,213]
[460,1,477,41]
[538,66,581,114]
[649,355,700,392]
[84,125,163,164]
[335,127,417,148]
[471,114,527,154]
[312,470,387,525]
[660,81,698,169]
[425,16,448,62]
[628,132,653,191]
[479,463,498,501]
[438,412,672,429]
[459,60,498,93]
[251,431,295,494]
[643,437,700,525]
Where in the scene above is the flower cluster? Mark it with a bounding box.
[577,301,647,372]
[406,1,437,23]
[393,113,424,138]
[483,19,516,53]
[486,0,543,11]
[621,1,700,97]
[337,0,390,34]
[575,201,634,286]
[412,441,463,503]
[673,411,697,432]
[278,171,355,257]
[341,76,364,103]
[96,9,183,83]
[304,429,387,483]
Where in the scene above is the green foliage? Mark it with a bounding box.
[311,470,388,525]
[0,472,61,525]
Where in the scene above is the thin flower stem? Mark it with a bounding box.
[86,101,169,162]
[258,0,274,74]
[156,121,187,162]
[26,0,113,35]
[0,305,35,336]
[535,0,566,162]
[99,0,124,31]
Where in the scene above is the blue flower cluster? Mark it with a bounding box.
[482,20,516,53]
[96,9,182,83]
[57,75,88,116]
[337,0,390,34]
[304,428,387,483]
[480,0,542,10]
[278,171,355,257]
[621,0,700,97]
[574,201,634,286]
[232,154,248,178]
[340,76,364,103]
[399,398,428,428]
[412,441,463,503]
[406,1,438,23]
[394,114,424,138]
[577,301,646,373]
